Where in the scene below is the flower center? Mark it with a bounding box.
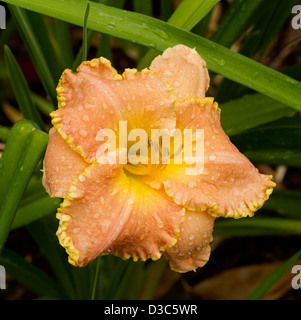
[123,135,182,176]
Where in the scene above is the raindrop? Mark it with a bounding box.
[154,29,169,40]
[189,234,195,241]
[107,23,116,31]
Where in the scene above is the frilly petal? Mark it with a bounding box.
[56,151,184,267]
[164,210,215,273]
[145,97,276,218]
[42,128,88,198]
[150,44,210,100]
[51,59,175,162]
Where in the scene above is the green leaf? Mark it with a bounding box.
[246,249,301,300]
[0,119,48,253]
[263,189,301,219]
[0,125,11,142]
[104,259,131,299]
[160,0,172,22]
[220,93,295,136]
[139,0,220,68]
[3,0,301,111]
[83,0,90,62]
[167,0,220,31]
[133,0,152,17]
[72,30,95,71]
[54,19,74,69]
[231,118,301,167]
[32,92,55,114]
[4,45,45,130]
[12,181,61,228]
[139,258,168,300]
[210,0,263,47]
[214,0,299,103]
[25,9,63,81]
[8,4,57,105]
[27,216,78,299]
[0,248,65,298]
[97,33,112,61]
[214,216,301,237]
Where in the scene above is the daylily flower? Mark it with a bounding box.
[42,45,275,273]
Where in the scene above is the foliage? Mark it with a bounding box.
[0,0,300,300]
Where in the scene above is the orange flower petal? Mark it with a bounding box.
[51,59,175,162]
[42,128,88,198]
[150,44,209,100]
[164,210,215,273]
[56,152,184,266]
[146,98,275,218]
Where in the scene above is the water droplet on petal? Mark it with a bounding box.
[209,154,216,161]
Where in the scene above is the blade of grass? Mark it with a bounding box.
[0,248,65,298]
[104,259,131,299]
[167,0,220,31]
[83,0,90,62]
[0,119,48,253]
[192,9,212,38]
[96,0,125,61]
[139,258,168,300]
[113,261,145,300]
[31,92,55,114]
[133,0,153,59]
[160,0,172,22]
[91,257,101,300]
[220,93,295,136]
[72,30,95,71]
[138,0,220,68]
[214,0,299,103]
[3,0,301,111]
[8,4,57,105]
[214,217,301,237]
[0,125,10,142]
[54,19,74,68]
[27,216,78,299]
[26,9,63,81]
[263,189,301,219]
[12,195,61,229]
[97,33,112,60]
[210,0,263,48]
[231,118,301,167]
[246,249,301,300]
[4,45,45,130]
[133,0,152,16]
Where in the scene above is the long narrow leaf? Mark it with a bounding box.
[139,0,220,68]
[263,189,301,219]
[54,19,74,68]
[4,45,45,130]
[0,248,65,298]
[8,4,57,105]
[220,93,294,136]
[0,119,48,253]
[231,119,301,167]
[214,0,299,103]
[27,216,78,299]
[12,196,61,229]
[210,0,263,47]
[168,0,220,31]
[214,217,301,237]
[0,126,10,142]
[246,249,301,300]
[26,9,63,81]
[82,0,90,62]
[3,0,301,111]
